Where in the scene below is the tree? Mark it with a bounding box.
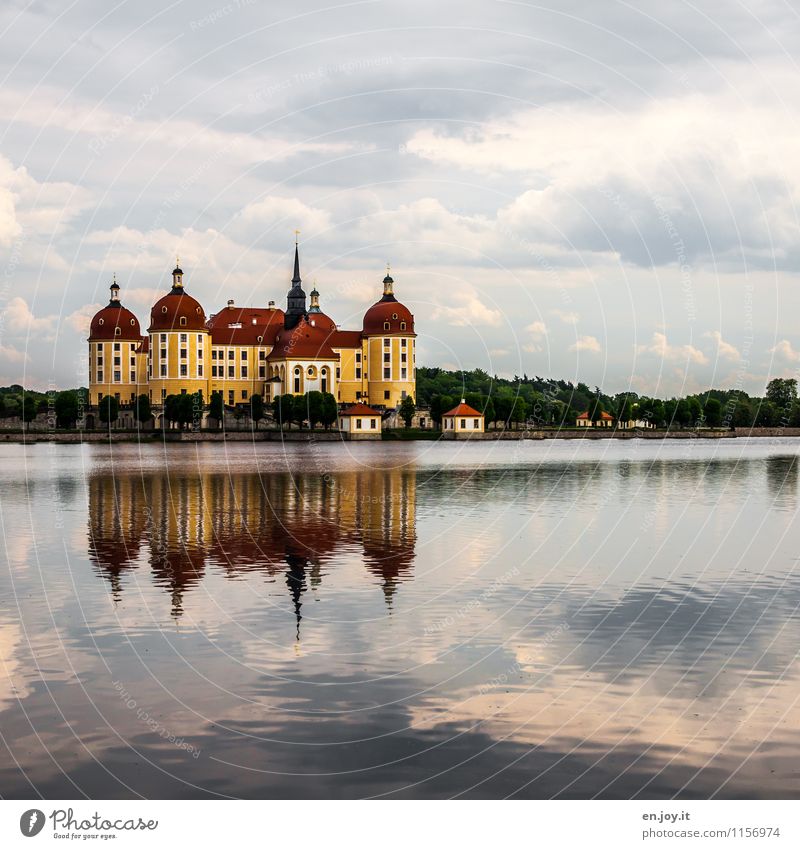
[589,393,605,425]
[272,394,293,430]
[320,392,338,430]
[209,391,224,428]
[98,395,119,429]
[493,394,513,429]
[399,395,416,428]
[0,394,6,417]
[21,393,38,427]
[54,390,79,428]
[164,394,180,428]
[482,396,495,428]
[430,394,453,429]
[292,396,306,430]
[766,378,797,411]
[305,391,324,429]
[687,397,703,428]
[704,397,722,428]
[177,392,196,429]
[510,397,528,429]
[134,394,151,427]
[250,394,264,430]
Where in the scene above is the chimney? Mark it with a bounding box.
[268,300,275,310]
[461,398,465,404]
[227,299,235,309]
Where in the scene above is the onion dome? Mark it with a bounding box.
[362,267,415,336]
[268,316,338,361]
[148,262,207,332]
[89,277,142,341]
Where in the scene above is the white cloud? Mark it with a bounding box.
[705,330,740,361]
[1,297,57,338]
[431,291,503,327]
[637,332,708,364]
[0,343,29,364]
[769,339,800,363]
[550,309,579,325]
[569,335,602,354]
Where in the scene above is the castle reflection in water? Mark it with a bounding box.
[87,468,416,630]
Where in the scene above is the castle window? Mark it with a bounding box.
[474,419,480,428]
[401,369,407,380]
[401,353,407,363]
[160,365,166,377]
[392,313,398,320]
[241,390,248,400]
[180,364,187,376]
[162,306,167,314]
[259,366,265,378]
[383,367,390,379]
[197,349,203,359]
[197,334,203,343]
[355,418,362,430]
[161,334,167,343]
[336,368,340,379]
[180,333,187,343]
[371,419,376,429]
[228,366,234,378]
[114,327,121,335]
[383,338,389,346]
[241,366,248,378]
[383,322,390,330]
[212,366,217,377]
[228,390,234,404]
[180,349,187,359]
[307,366,316,378]
[355,368,361,379]
[228,350,234,360]
[240,350,246,360]
[198,365,203,377]
[98,318,104,325]
[114,356,120,366]
[401,338,407,347]
[130,318,136,326]
[160,348,166,359]
[356,352,361,362]
[113,370,121,382]
[383,352,390,362]
[114,343,120,351]
[384,390,390,400]
[97,372,103,382]
[180,317,187,326]
[400,322,406,331]
[259,350,266,359]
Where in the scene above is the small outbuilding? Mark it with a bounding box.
[442,399,485,437]
[339,403,382,439]
[576,411,614,428]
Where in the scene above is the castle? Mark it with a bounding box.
[87,242,416,422]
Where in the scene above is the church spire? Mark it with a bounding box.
[292,230,301,283]
[284,234,307,330]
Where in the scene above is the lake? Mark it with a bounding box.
[1,439,799,799]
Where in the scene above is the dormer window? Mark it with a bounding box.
[114,327,121,335]
[162,306,168,314]
[98,318,104,325]
[130,318,135,325]
[400,321,406,330]
[180,316,187,326]
[384,321,390,330]
[392,313,398,319]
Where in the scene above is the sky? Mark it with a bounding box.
[1,0,800,396]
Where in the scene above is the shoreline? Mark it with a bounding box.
[3,427,800,444]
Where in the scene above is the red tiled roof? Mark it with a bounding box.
[340,403,381,417]
[149,290,207,331]
[362,297,415,336]
[329,329,363,348]
[307,311,337,332]
[443,401,483,418]
[577,411,613,420]
[206,306,284,346]
[267,317,339,361]
[136,335,149,354]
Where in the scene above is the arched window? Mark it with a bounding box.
[162,306,168,314]
[321,367,328,394]
[400,321,406,330]
[130,318,136,326]
[293,367,301,394]
[180,316,187,326]
[114,327,121,336]
[392,312,398,320]
[98,318,104,325]
[384,321,390,330]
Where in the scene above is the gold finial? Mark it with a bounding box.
[112,272,116,284]
[387,261,391,275]
[176,254,180,266]
[294,229,300,245]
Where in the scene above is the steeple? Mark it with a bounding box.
[284,234,307,330]
[171,257,184,293]
[109,274,121,306]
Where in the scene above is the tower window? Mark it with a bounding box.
[355,352,361,363]
[392,313,398,319]
[241,350,247,360]
[180,333,187,343]
[400,322,406,330]
[180,349,187,359]
[160,365,166,377]
[198,365,203,377]
[228,366,234,378]
[114,343,120,351]
[180,365,187,376]
[228,350,234,360]
[180,316,187,326]
[384,368,390,379]
[114,327,121,335]
[383,338,389,347]
[384,322,390,330]
[384,390,390,400]
[383,352,390,362]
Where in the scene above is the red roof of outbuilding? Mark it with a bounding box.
[341,403,381,417]
[206,305,284,346]
[577,411,613,420]
[443,401,483,418]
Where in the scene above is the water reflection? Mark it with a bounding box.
[88,468,417,626]
[4,442,800,798]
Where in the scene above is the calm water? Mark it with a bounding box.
[1,439,800,799]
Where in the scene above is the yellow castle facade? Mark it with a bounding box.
[87,243,417,413]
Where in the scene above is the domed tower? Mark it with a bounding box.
[88,277,143,408]
[362,267,416,408]
[147,261,210,410]
[307,281,337,332]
